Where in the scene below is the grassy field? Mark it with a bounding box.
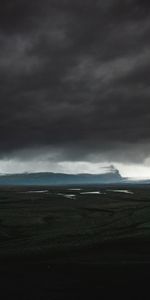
[1,185,150,297]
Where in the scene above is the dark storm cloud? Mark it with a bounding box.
[0,0,150,162]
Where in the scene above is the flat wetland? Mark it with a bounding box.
[1,185,150,298]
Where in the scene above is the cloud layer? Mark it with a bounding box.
[0,0,150,166]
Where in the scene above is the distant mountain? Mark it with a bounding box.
[0,168,122,186]
[122,178,150,185]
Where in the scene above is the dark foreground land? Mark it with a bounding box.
[1,185,150,298]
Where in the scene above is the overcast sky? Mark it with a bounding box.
[0,0,150,177]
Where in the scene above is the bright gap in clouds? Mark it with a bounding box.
[114,163,150,179]
[0,159,150,179]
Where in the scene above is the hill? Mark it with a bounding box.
[0,168,122,186]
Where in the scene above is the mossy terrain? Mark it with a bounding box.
[1,186,150,298]
[0,185,150,261]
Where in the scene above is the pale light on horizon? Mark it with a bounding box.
[0,159,150,179]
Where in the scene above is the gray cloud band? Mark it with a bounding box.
[0,0,150,163]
